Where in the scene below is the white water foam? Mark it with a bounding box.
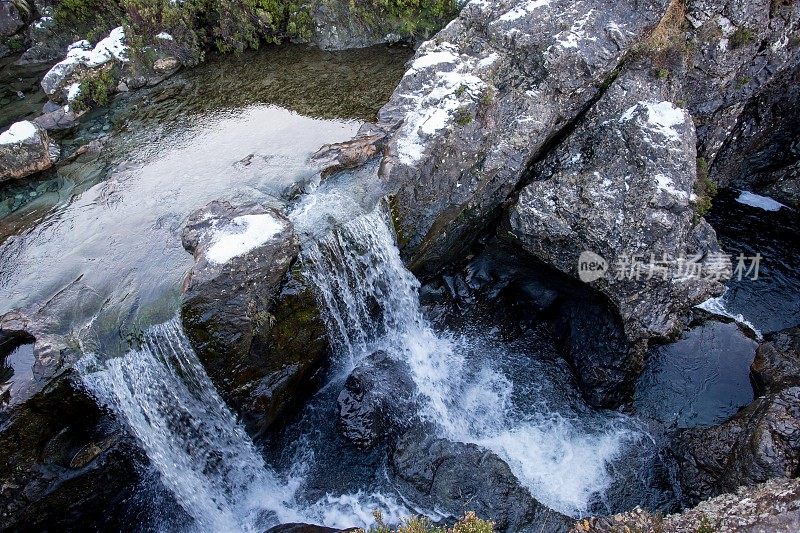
[302,204,650,517]
[696,291,762,340]
[77,318,413,531]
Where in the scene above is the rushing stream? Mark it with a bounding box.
[3,40,793,532]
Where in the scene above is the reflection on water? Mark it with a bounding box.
[0,44,411,349]
[635,320,757,429]
[1,341,35,408]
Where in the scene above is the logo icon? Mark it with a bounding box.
[578,251,607,283]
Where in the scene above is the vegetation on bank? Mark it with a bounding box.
[50,0,457,63]
[361,511,494,533]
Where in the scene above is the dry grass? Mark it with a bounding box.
[645,0,688,52]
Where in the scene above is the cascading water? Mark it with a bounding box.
[78,320,304,532]
[76,198,663,531]
[299,203,660,517]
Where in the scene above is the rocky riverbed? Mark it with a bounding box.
[1,0,799,532]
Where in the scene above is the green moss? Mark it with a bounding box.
[480,86,494,107]
[74,67,117,110]
[454,108,473,126]
[7,35,24,52]
[736,76,752,89]
[694,157,718,218]
[656,67,670,79]
[729,27,755,49]
[697,515,715,533]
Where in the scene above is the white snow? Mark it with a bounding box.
[407,49,460,72]
[0,121,39,145]
[42,27,129,96]
[620,101,686,144]
[735,191,786,212]
[654,173,688,199]
[495,0,550,23]
[66,82,82,103]
[205,214,285,264]
[156,32,175,41]
[395,43,489,165]
[548,9,597,52]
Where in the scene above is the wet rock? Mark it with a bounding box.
[308,1,454,50]
[181,200,328,437]
[507,65,727,347]
[313,129,386,178]
[751,327,800,395]
[0,312,141,530]
[0,120,53,181]
[0,371,141,530]
[381,0,668,279]
[390,427,573,533]
[33,105,81,131]
[672,327,800,505]
[572,477,800,533]
[265,524,356,533]
[0,1,25,38]
[337,350,419,448]
[678,0,800,163]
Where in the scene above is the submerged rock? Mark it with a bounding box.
[573,477,800,533]
[181,200,328,437]
[672,327,800,505]
[337,350,419,448]
[390,427,573,533]
[0,120,54,181]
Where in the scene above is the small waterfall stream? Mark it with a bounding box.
[77,201,663,530]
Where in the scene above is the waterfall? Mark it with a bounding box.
[78,320,303,532]
[301,204,654,517]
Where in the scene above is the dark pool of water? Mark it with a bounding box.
[704,189,800,334]
[635,319,758,429]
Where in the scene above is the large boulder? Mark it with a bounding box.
[390,427,573,533]
[382,0,669,278]
[672,327,800,505]
[40,27,129,105]
[181,200,328,437]
[506,65,726,347]
[710,65,800,208]
[0,120,54,181]
[337,350,420,449]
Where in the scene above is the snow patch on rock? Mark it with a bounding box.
[0,121,38,145]
[620,101,686,146]
[206,213,285,264]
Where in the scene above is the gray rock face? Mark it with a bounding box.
[711,65,800,208]
[672,327,800,505]
[181,201,329,437]
[337,350,419,448]
[0,0,25,37]
[382,0,668,278]
[390,426,572,533]
[507,65,726,345]
[0,120,53,181]
[573,477,800,533]
[679,0,800,162]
